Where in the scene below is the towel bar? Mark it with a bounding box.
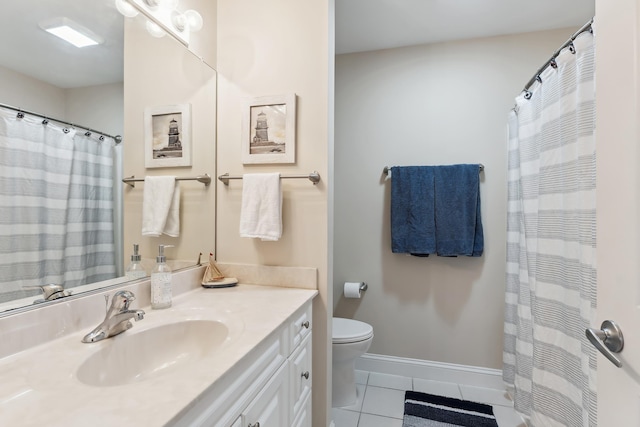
[122,174,211,188]
[218,171,321,185]
[383,164,484,177]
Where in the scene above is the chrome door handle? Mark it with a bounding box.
[585,320,624,368]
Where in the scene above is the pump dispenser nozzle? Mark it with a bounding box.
[156,244,174,263]
[131,244,141,262]
[125,243,146,280]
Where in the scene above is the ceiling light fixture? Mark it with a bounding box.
[115,0,203,47]
[39,17,103,48]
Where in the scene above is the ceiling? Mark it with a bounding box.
[0,0,123,89]
[0,1,596,88]
[336,0,595,54]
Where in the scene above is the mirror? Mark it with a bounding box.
[0,0,216,314]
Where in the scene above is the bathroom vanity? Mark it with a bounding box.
[0,265,317,427]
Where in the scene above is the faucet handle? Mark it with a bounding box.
[24,284,67,301]
[111,290,136,311]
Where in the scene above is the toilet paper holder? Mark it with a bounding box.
[359,283,368,291]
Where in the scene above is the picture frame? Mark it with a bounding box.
[242,94,296,164]
[144,103,192,168]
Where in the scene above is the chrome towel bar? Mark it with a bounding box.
[122,174,211,188]
[383,164,484,177]
[218,171,321,185]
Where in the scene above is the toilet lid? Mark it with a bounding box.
[333,317,373,344]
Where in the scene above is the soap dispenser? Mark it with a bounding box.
[125,243,146,280]
[151,244,173,309]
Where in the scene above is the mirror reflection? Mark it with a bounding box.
[0,0,124,310]
[0,0,216,314]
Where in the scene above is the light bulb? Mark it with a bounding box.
[171,11,187,32]
[161,0,179,9]
[115,0,139,18]
[184,10,203,32]
[146,20,166,38]
[143,0,159,8]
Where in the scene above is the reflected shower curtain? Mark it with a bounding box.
[503,31,596,427]
[0,108,117,303]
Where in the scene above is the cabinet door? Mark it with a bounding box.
[289,334,312,422]
[243,363,289,427]
[290,394,311,427]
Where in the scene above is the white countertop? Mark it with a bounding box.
[0,283,317,426]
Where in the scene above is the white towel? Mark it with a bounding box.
[142,176,180,237]
[239,173,282,241]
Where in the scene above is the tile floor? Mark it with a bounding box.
[331,371,526,427]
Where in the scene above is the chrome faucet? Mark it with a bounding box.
[25,283,71,303]
[82,290,145,343]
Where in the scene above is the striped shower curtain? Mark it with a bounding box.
[0,108,117,303]
[503,30,596,427]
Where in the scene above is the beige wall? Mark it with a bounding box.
[333,28,575,370]
[0,65,122,136]
[66,83,124,138]
[215,0,331,424]
[0,65,66,119]
[122,5,217,267]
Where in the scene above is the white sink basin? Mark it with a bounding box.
[76,320,230,387]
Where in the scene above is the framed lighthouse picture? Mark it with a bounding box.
[242,94,296,164]
[144,103,192,168]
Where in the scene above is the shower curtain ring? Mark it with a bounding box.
[42,118,49,125]
[99,135,105,141]
[550,59,558,69]
[569,43,576,54]
[16,111,24,119]
[85,131,92,137]
[524,90,532,100]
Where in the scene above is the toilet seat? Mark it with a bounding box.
[333,317,373,344]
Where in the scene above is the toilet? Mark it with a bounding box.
[332,317,374,407]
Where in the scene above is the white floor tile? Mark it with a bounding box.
[368,372,413,390]
[336,383,366,412]
[358,413,404,427]
[355,370,369,385]
[413,378,462,399]
[459,385,514,407]
[361,386,406,419]
[331,408,360,427]
[493,405,527,427]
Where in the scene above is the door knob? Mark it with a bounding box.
[585,320,624,368]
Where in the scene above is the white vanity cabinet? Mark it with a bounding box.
[170,300,313,427]
[241,362,289,426]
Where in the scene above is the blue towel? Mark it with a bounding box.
[390,166,436,255]
[433,165,483,257]
[390,164,483,257]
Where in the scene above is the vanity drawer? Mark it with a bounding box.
[288,303,312,354]
[289,333,312,423]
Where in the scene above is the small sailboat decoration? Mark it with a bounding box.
[202,253,238,288]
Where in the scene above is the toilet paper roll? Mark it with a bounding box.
[344,282,364,298]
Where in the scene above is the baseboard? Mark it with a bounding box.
[355,353,504,390]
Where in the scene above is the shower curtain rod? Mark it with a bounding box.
[0,102,122,143]
[521,18,594,96]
